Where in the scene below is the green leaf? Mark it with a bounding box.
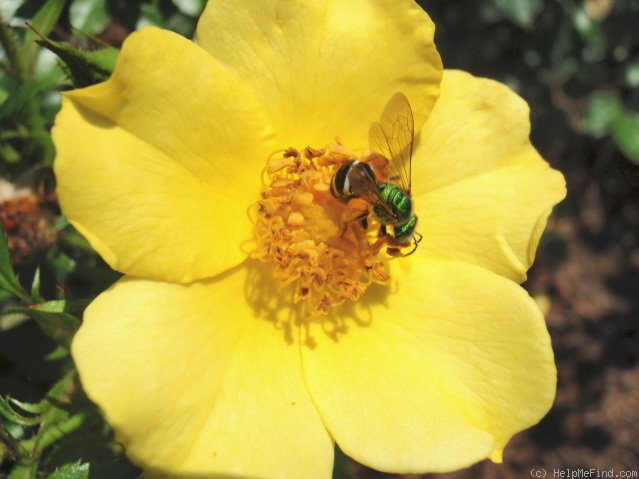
[6,303,82,347]
[10,373,88,474]
[625,60,639,88]
[10,371,75,416]
[35,35,118,87]
[47,345,70,361]
[611,111,639,164]
[23,0,67,67]
[0,76,12,105]
[30,298,92,314]
[0,230,29,301]
[7,462,37,479]
[0,76,59,120]
[37,409,88,451]
[46,247,77,275]
[57,226,95,254]
[47,462,90,479]
[8,397,44,415]
[2,373,95,478]
[28,0,66,36]
[582,92,639,163]
[0,142,21,163]
[31,267,44,302]
[0,396,43,426]
[582,92,622,137]
[19,307,80,347]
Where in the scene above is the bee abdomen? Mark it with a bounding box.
[394,215,418,242]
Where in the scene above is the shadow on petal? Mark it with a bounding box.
[68,100,117,130]
[243,258,391,348]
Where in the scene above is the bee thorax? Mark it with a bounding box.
[374,183,413,225]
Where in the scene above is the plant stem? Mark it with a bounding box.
[0,21,30,82]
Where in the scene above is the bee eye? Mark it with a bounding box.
[330,161,355,202]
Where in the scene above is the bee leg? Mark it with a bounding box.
[339,221,349,238]
[339,210,369,238]
[403,231,423,256]
[403,241,418,256]
[348,211,369,236]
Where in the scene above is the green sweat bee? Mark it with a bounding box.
[330,92,421,254]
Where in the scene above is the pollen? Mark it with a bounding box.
[249,145,392,316]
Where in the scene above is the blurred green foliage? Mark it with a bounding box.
[0,0,637,477]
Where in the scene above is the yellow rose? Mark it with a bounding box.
[53,1,566,477]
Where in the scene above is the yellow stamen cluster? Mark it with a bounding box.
[250,146,390,316]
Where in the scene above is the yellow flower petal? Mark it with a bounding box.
[196,0,442,148]
[72,262,333,479]
[302,257,556,473]
[53,27,276,282]
[417,162,565,283]
[413,70,566,282]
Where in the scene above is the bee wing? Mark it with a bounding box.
[347,164,397,221]
[368,92,415,193]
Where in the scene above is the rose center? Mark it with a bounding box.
[250,143,413,316]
